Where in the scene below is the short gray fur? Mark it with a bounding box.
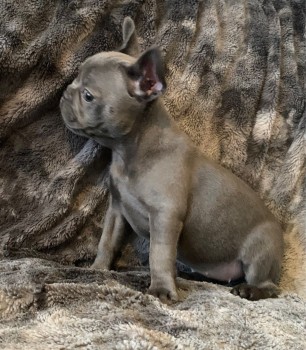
[61,18,284,303]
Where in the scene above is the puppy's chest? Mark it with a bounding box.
[109,165,149,236]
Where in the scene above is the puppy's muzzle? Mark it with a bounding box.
[60,89,77,124]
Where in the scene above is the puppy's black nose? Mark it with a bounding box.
[63,90,71,100]
[63,85,74,100]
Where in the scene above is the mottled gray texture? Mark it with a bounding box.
[0,0,305,348]
[0,258,306,350]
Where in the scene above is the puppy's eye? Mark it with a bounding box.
[82,89,94,102]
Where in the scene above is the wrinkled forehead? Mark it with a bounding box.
[85,51,136,65]
[81,52,135,80]
[77,51,136,91]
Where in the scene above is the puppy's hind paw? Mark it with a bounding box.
[230,283,279,301]
[148,286,179,304]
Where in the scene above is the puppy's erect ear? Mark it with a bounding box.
[119,17,140,57]
[124,47,166,102]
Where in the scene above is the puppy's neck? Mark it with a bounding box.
[97,98,174,160]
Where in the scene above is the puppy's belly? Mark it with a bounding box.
[184,260,244,282]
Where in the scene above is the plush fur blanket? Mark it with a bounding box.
[0,0,305,348]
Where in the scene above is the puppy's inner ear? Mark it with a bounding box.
[125,48,166,101]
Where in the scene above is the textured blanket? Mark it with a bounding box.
[0,0,305,349]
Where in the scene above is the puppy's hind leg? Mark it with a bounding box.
[231,222,283,301]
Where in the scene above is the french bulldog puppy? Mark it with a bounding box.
[60,17,284,303]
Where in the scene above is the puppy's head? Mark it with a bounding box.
[60,17,166,140]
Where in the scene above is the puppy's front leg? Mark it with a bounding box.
[148,213,183,303]
[91,197,125,270]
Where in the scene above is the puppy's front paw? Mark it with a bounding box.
[148,285,178,304]
[90,259,110,271]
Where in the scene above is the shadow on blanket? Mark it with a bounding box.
[0,0,305,348]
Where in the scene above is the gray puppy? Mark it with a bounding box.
[60,18,283,303]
